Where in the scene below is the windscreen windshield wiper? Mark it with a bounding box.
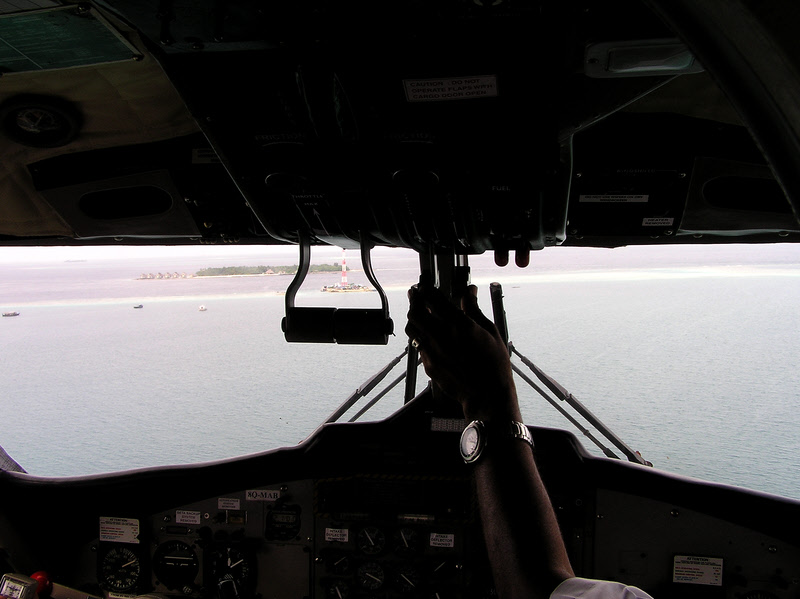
[509,342,649,465]
[489,282,649,465]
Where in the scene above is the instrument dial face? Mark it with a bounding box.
[357,526,385,555]
[395,564,420,593]
[429,558,460,583]
[209,546,252,591]
[326,552,352,575]
[356,561,384,590]
[265,505,301,541]
[99,546,142,592]
[326,580,350,599]
[394,527,420,556]
[152,540,200,590]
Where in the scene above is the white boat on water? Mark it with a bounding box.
[198,305,207,311]
[2,311,20,317]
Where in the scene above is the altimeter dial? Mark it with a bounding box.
[99,546,142,592]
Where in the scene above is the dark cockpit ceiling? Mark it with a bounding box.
[0,0,799,254]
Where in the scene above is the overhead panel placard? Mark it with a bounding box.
[579,194,650,203]
[404,76,498,102]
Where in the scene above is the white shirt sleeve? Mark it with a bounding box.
[551,577,654,598]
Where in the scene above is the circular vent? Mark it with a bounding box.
[0,95,82,148]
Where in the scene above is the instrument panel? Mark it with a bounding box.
[92,475,484,599]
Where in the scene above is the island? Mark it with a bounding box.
[194,264,345,277]
[137,264,347,280]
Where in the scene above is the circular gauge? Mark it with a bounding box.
[357,526,385,555]
[208,546,252,593]
[152,540,200,590]
[356,561,384,591]
[429,558,460,583]
[394,527,420,556]
[265,505,301,541]
[326,580,350,599]
[395,564,420,594]
[326,552,352,575]
[99,546,142,593]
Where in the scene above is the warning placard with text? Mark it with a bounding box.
[673,555,723,586]
[404,76,498,102]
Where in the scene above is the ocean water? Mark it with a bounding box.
[1,244,799,501]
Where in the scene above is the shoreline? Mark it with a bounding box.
[136,270,363,281]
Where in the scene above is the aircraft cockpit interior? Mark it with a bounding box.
[0,1,799,599]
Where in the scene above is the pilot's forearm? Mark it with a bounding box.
[405,283,574,596]
[466,396,574,599]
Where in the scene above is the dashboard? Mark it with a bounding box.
[97,474,480,599]
[2,393,800,599]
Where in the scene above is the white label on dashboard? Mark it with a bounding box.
[325,528,349,543]
[176,510,201,525]
[579,194,649,203]
[218,498,240,510]
[673,555,723,586]
[99,517,140,544]
[429,533,455,548]
[246,489,281,501]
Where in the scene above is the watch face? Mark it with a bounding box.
[460,422,483,462]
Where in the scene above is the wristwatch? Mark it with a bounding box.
[459,420,534,464]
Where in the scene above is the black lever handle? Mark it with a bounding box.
[281,234,394,344]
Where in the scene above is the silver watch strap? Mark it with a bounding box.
[501,421,534,448]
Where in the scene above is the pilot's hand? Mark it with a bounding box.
[405,283,521,423]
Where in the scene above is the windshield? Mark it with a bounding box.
[1,244,798,500]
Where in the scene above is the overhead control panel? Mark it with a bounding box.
[4,1,797,249]
[155,5,567,255]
